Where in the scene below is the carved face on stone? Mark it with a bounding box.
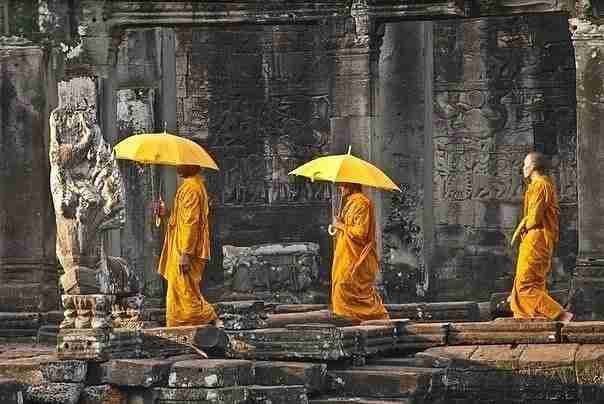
[523,154,535,179]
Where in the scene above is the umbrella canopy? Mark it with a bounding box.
[114,132,219,170]
[288,147,400,192]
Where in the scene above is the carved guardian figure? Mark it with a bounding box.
[49,105,125,295]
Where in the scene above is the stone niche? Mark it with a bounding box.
[222,243,324,303]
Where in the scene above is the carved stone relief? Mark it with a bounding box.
[431,15,576,300]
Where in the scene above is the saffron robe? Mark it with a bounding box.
[158,175,217,327]
[331,192,389,322]
[510,175,563,320]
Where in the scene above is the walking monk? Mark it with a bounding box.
[156,165,218,327]
[509,152,573,322]
[331,183,389,322]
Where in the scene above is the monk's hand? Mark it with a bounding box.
[179,254,192,275]
[154,198,168,218]
[333,217,345,231]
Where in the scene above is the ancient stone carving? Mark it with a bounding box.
[49,105,125,295]
[222,243,322,303]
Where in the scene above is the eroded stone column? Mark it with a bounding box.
[573,19,604,319]
[0,40,57,314]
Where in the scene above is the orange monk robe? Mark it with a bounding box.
[510,175,563,320]
[331,192,389,322]
[158,175,217,327]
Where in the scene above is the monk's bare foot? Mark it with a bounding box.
[558,311,574,323]
[214,319,224,329]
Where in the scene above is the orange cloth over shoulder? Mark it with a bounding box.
[510,175,563,320]
[331,192,389,322]
[158,175,217,327]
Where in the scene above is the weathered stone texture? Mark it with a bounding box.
[0,378,23,404]
[155,386,248,404]
[253,361,327,393]
[168,359,253,388]
[223,243,322,304]
[0,44,57,313]
[248,385,309,404]
[25,382,83,404]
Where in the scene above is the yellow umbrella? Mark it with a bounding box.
[114,132,219,170]
[288,147,400,192]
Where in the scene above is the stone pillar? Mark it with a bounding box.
[327,8,386,292]
[0,40,58,314]
[572,17,604,319]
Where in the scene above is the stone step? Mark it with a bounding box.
[310,397,411,404]
[248,385,308,403]
[253,361,327,393]
[141,325,228,357]
[168,359,253,388]
[155,386,248,404]
[366,357,424,368]
[0,378,23,404]
[328,366,444,399]
[385,302,480,323]
[37,325,59,345]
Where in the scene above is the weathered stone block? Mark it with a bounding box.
[214,301,268,330]
[328,366,444,399]
[227,324,358,361]
[386,302,480,322]
[57,328,142,361]
[0,378,23,404]
[40,360,87,382]
[102,358,172,387]
[248,385,308,403]
[267,310,355,329]
[448,319,560,345]
[561,321,604,343]
[25,382,83,404]
[79,385,127,404]
[155,386,248,403]
[0,354,57,385]
[576,344,604,402]
[415,346,479,369]
[396,323,448,351]
[352,325,396,356]
[273,304,327,314]
[253,361,326,393]
[310,398,411,404]
[0,312,40,329]
[168,359,253,388]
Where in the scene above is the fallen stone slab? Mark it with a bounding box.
[168,359,253,388]
[266,310,356,328]
[248,385,308,403]
[141,325,227,357]
[561,321,604,343]
[448,318,560,345]
[227,324,359,361]
[253,361,327,393]
[328,366,444,399]
[155,386,248,403]
[415,346,479,369]
[272,304,328,314]
[40,360,87,382]
[386,302,480,322]
[25,382,83,404]
[0,378,23,404]
[396,323,448,351]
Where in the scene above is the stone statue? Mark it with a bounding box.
[50,105,141,330]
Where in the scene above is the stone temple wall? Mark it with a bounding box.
[378,14,577,302]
